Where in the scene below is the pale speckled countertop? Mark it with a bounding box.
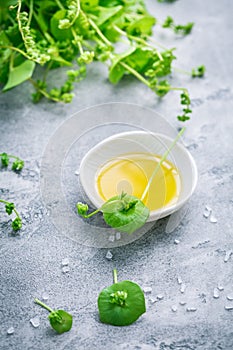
[0,1,233,349]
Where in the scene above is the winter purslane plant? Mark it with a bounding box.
[0,0,205,121]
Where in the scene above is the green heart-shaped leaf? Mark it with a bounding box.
[102,194,149,234]
[98,280,146,326]
[49,310,73,334]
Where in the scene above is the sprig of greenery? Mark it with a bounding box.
[34,298,73,334]
[0,0,205,120]
[77,128,185,234]
[177,91,192,122]
[98,269,146,326]
[0,152,24,231]
[162,16,194,35]
[0,199,22,231]
[192,65,206,78]
[1,152,24,171]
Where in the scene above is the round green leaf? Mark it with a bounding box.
[50,10,73,41]
[48,310,73,334]
[103,194,150,234]
[98,280,146,326]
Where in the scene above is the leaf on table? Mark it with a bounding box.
[98,280,146,326]
[48,309,73,334]
[3,60,36,91]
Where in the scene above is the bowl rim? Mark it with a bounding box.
[79,130,198,221]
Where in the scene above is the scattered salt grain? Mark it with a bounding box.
[213,288,219,299]
[61,258,69,266]
[42,292,49,301]
[180,284,186,294]
[171,306,177,312]
[210,214,217,223]
[106,251,113,260]
[217,284,224,291]
[143,286,152,294]
[179,301,186,306]
[225,306,233,311]
[174,239,180,245]
[62,266,70,274]
[203,206,212,218]
[226,295,233,301]
[156,294,164,300]
[224,250,232,263]
[7,327,14,335]
[30,316,40,328]
[108,235,115,242]
[186,307,197,312]
[116,232,121,240]
[177,277,182,285]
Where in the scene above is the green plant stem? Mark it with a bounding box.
[113,25,163,61]
[28,0,33,25]
[82,208,100,218]
[88,17,112,47]
[174,67,191,76]
[113,269,118,284]
[141,127,185,202]
[119,61,151,87]
[34,299,54,313]
[0,45,31,60]
[71,27,84,54]
[54,0,64,10]
[0,153,20,161]
[28,78,61,102]
[69,0,81,27]
[0,199,21,218]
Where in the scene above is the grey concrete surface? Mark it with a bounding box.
[0,0,233,349]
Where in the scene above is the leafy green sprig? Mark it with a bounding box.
[0,0,205,121]
[177,91,192,122]
[192,65,205,78]
[77,128,185,235]
[98,269,146,326]
[0,199,22,231]
[34,298,73,334]
[162,16,194,35]
[0,152,24,231]
[0,152,24,171]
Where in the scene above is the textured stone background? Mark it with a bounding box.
[0,0,233,349]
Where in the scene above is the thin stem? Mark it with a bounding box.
[71,28,84,54]
[0,45,29,59]
[69,0,81,27]
[0,199,21,219]
[156,85,188,93]
[0,153,21,160]
[34,299,54,313]
[83,208,100,218]
[141,127,185,202]
[54,0,64,10]
[28,0,33,25]
[28,79,61,102]
[88,17,112,47]
[113,25,163,61]
[173,67,191,76]
[119,61,151,87]
[113,269,118,284]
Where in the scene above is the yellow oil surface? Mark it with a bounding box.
[96,153,181,211]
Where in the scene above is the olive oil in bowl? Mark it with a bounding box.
[96,153,181,211]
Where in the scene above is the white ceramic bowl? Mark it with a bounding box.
[79,131,198,222]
